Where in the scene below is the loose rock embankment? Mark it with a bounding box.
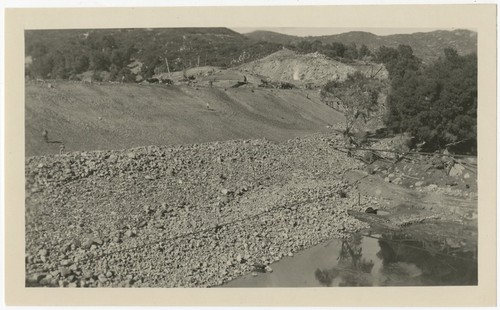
[26,133,369,288]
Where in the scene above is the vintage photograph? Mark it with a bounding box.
[24,26,478,288]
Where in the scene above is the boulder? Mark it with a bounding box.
[127,152,137,159]
[427,184,438,191]
[38,249,49,257]
[125,230,136,238]
[449,163,465,177]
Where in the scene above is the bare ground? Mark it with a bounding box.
[26,81,343,156]
[25,133,477,287]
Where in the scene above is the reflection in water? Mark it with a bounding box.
[314,233,477,287]
[222,232,477,287]
[315,235,375,287]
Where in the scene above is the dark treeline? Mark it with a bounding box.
[25,28,284,81]
[318,43,477,154]
[376,45,477,154]
[25,29,378,82]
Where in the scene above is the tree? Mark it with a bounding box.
[109,64,120,81]
[378,45,424,136]
[27,42,48,59]
[358,44,372,59]
[295,40,313,53]
[330,42,346,58]
[321,71,381,138]
[374,45,399,64]
[419,50,477,152]
[72,54,90,73]
[29,54,54,78]
[382,47,477,153]
[90,51,111,71]
[343,43,359,60]
[117,67,135,83]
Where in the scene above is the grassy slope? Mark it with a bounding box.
[26,82,343,156]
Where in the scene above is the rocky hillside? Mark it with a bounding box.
[238,49,388,86]
[26,81,343,156]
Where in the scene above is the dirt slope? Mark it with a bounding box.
[26,81,343,156]
[238,49,388,86]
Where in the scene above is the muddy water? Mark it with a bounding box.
[222,232,477,287]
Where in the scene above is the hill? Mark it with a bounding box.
[26,28,475,83]
[244,30,301,45]
[149,49,388,90]
[238,49,388,86]
[25,28,283,80]
[244,29,477,63]
[318,29,477,63]
[25,81,343,156]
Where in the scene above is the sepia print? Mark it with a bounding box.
[23,25,479,289]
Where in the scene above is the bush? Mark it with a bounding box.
[117,67,135,83]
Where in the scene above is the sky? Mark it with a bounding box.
[231,27,462,37]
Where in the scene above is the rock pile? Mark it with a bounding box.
[25,133,368,287]
[238,49,386,88]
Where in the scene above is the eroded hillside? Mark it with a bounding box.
[239,49,388,87]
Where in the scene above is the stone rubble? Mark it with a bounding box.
[25,133,369,288]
